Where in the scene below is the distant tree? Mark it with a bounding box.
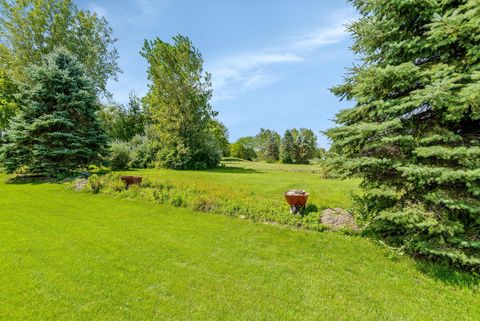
[230,136,256,161]
[280,129,295,164]
[98,94,146,141]
[0,48,108,176]
[281,128,317,164]
[141,35,220,169]
[209,119,230,157]
[315,147,327,161]
[326,1,480,269]
[255,128,280,162]
[0,0,120,96]
[296,128,317,164]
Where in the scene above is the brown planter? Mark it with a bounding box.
[284,190,309,214]
[120,176,143,187]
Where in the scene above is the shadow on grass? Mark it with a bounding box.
[414,259,479,289]
[207,166,259,174]
[6,175,59,185]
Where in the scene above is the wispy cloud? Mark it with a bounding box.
[86,3,108,19]
[210,53,303,101]
[209,10,355,103]
[132,0,173,22]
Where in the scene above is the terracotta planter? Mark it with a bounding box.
[284,190,309,214]
[120,176,143,187]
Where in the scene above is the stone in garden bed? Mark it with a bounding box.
[320,208,359,231]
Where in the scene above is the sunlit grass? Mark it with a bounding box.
[1,173,479,320]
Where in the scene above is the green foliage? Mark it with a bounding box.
[230,136,256,161]
[0,0,120,96]
[109,140,130,170]
[129,134,159,169]
[209,119,230,157]
[86,173,125,193]
[0,66,17,138]
[326,0,480,270]
[76,160,359,234]
[87,174,103,193]
[255,128,280,162]
[280,129,295,163]
[98,94,146,142]
[141,35,220,169]
[0,48,108,176]
[280,128,318,164]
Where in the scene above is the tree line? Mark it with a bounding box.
[230,128,322,164]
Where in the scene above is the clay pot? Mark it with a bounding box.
[284,190,309,206]
[120,176,143,187]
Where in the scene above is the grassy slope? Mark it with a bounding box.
[0,173,479,320]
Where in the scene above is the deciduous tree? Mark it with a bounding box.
[0,0,120,96]
[141,35,220,169]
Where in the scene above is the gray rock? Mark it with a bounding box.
[320,208,359,231]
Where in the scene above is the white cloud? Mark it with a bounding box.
[133,0,173,21]
[284,25,347,52]
[210,53,303,102]
[209,10,355,103]
[86,3,108,19]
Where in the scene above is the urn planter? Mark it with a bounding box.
[120,176,143,188]
[284,189,309,214]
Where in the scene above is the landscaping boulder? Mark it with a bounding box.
[73,178,88,191]
[320,208,359,231]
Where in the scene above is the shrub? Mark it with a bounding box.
[87,174,104,194]
[104,175,126,193]
[109,140,130,170]
[129,135,158,169]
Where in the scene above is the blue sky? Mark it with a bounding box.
[78,0,358,148]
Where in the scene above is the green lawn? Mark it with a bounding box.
[1,172,479,320]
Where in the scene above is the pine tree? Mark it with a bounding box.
[326,1,480,270]
[0,48,108,176]
[280,130,295,164]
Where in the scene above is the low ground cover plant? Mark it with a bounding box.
[74,172,338,232]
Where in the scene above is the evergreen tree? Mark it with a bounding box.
[280,129,295,164]
[141,35,220,170]
[326,1,480,269]
[255,128,280,162]
[0,48,108,176]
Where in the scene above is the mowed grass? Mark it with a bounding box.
[0,172,479,320]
